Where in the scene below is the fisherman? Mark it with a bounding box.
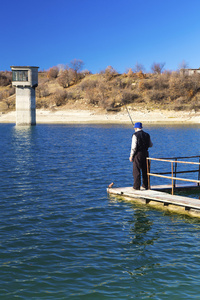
[129,122,153,190]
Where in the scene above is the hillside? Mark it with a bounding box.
[1,67,200,116]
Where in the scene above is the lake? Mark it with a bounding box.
[0,123,200,299]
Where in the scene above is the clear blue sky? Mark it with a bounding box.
[1,0,200,73]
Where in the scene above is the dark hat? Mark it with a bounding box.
[134,122,143,129]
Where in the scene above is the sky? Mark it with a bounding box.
[1,0,200,73]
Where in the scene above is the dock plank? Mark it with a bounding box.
[107,186,200,211]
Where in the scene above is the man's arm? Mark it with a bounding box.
[129,135,137,162]
[149,137,153,148]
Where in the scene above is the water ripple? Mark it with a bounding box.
[0,124,200,299]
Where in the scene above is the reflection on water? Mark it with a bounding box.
[13,127,33,163]
[129,208,153,245]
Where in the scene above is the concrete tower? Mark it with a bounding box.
[11,66,39,126]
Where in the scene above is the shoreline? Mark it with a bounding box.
[0,108,200,125]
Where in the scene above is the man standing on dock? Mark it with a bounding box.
[129,122,153,190]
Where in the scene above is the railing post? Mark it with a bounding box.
[198,157,200,186]
[147,158,150,190]
[171,162,174,195]
[174,158,177,188]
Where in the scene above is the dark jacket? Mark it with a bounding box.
[130,129,153,159]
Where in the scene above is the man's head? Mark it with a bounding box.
[134,122,142,131]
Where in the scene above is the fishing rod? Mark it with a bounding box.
[107,102,134,189]
[124,104,134,127]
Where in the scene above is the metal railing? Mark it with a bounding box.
[147,155,200,195]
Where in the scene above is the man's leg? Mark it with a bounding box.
[133,154,141,189]
[141,155,148,189]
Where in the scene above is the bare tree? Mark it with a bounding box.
[151,62,165,74]
[70,59,84,83]
[178,60,189,70]
[134,62,145,73]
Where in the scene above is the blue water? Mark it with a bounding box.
[0,123,200,299]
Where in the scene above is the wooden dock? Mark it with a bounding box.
[107,185,200,218]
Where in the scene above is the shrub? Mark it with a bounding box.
[36,99,50,109]
[104,99,117,111]
[8,87,15,96]
[4,96,15,109]
[104,66,118,81]
[127,68,134,77]
[139,80,153,90]
[147,90,166,102]
[85,88,99,105]
[169,73,200,101]
[4,71,12,82]
[53,90,68,106]
[112,77,130,89]
[169,97,187,111]
[136,71,146,79]
[81,70,91,76]
[122,91,139,104]
[37,83,50,98]
[57,69,75,88]
[85,80,111,107]
[79,79,98,91]
[47,67,59,79]
[189,98,200,111]
[0,72,11,86]
[150,76,169,90]
[0,101,9,111]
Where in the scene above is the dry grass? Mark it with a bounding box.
[1,70,200,113]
